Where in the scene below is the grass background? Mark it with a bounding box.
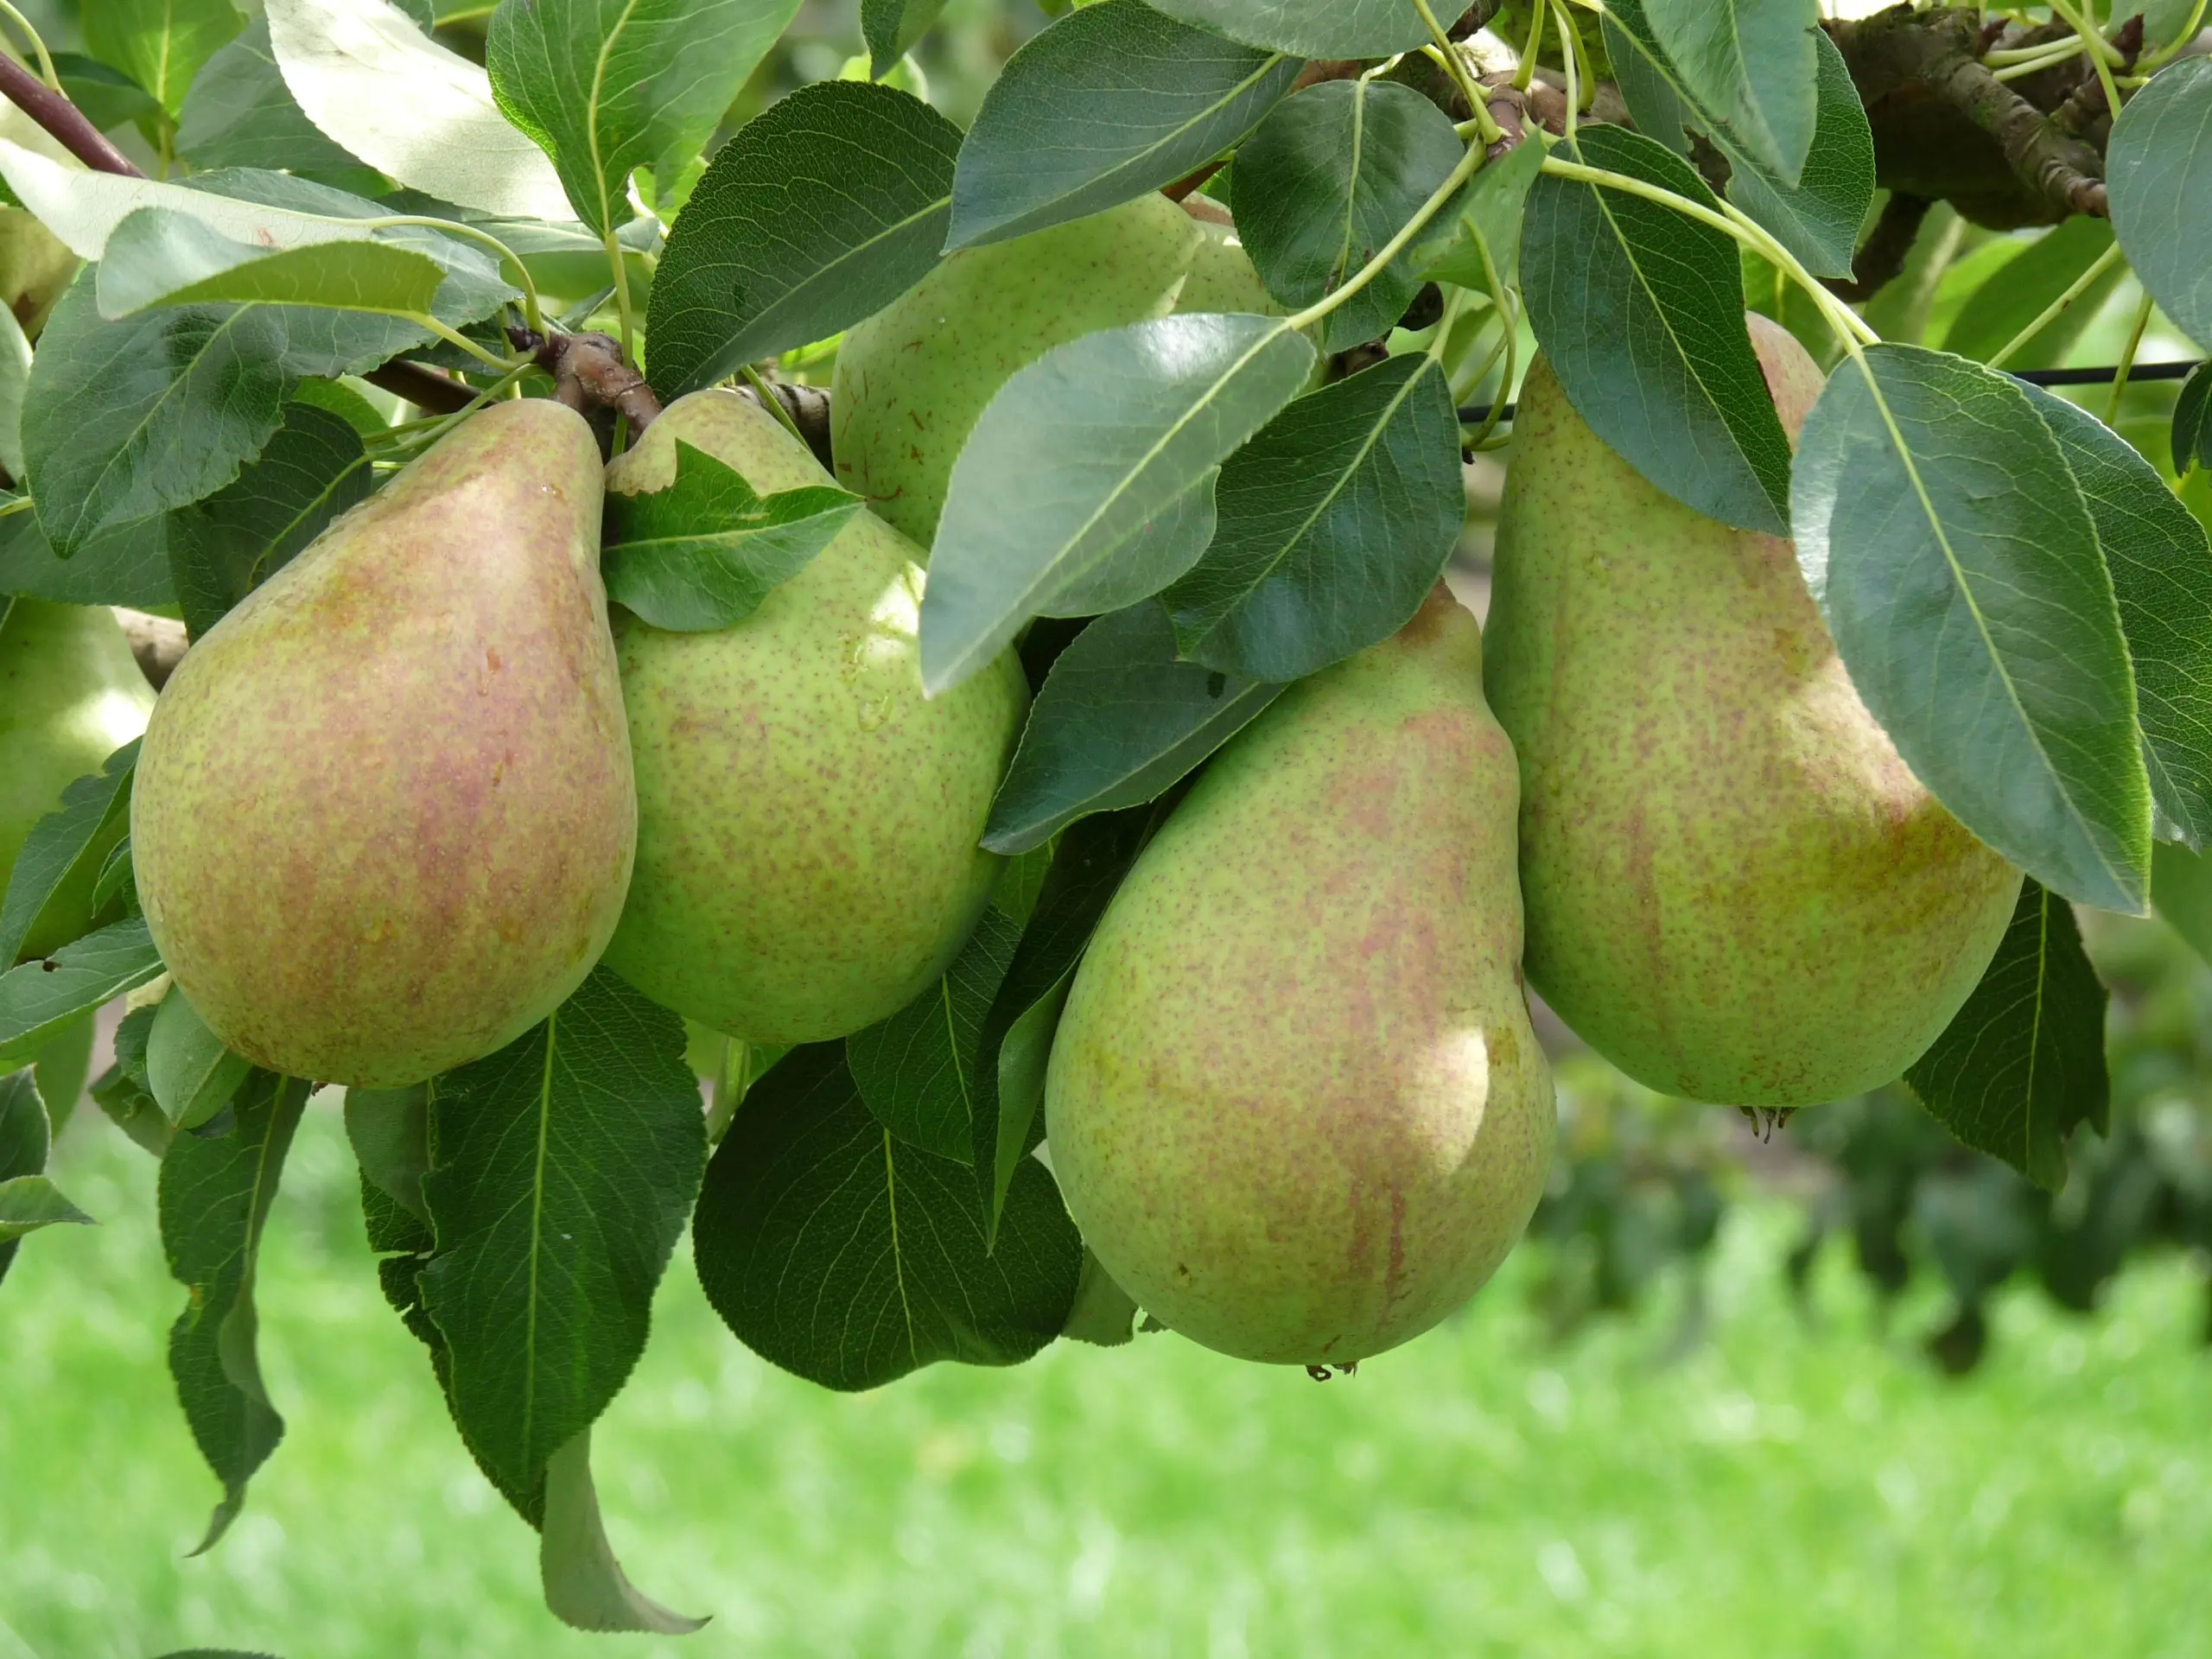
[3,1102,2209,1657]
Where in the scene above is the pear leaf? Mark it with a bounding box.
[84,0,241,116]
[1146,0,1428,58]
[2107,56,2212,352]
[1905,880,2107,1192]
[486,0,798,237]
[146,988,252,1132]
[97,208,449,321]
[0,741,138,969]
[1793,344,2151,915]
[1641,0,1820,188]
[176,16,382,188]
[540,1430,709,1635]
[863,0,950,75]
[946,0,1300,250]
[922,313,1315,696]
[2172,361,2212,477]
[0,916,165,1069]
[646,80,962,397]
[692,1041,1081,1391]
[159,1069,310,1552]
[984,602,1282,855]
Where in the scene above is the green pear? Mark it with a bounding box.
[1046,588,1555,1366]
[0,599,155,959]
[830,192,1271,546]
[132,399,635,1088]
[601,390,1027,1046]
[1484,315,2023,1107]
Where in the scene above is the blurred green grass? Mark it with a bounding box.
[4,1101,2210,1659]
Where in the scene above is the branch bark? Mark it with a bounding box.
[0,55,140,176]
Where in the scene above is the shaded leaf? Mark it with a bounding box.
[2153,838,2212,967]
[1522,124,1793,533]
[1905,880,2107,1192]
[1168,351,1464,680]
[147,987,251,1132]
[1642,0,1818,188]
[921,313,1315,695]
[166,398,372,639]
[946,0,1300,250]
[692,1042,1082,1391]
[345,1084,433,1231]
[847,906,1024,1162]
[1060,1246,1141,1346]
[971,802,1170,1231]
[159,1069,310,1551]
[1411,131,1546,294]
[646,80,961,397]
[2174,360,2211,477]
[265,0,573,221]
[0,1173,95,1243]
[2107,56,2212,352]
[175,16,383,191]
[0,1067,56,1287]
[487,0,800,236]
[0,915,165,1068]
[2021,384,2212,850]
[863,0,950,74]
[1147,0,1427,58]
[601,442,861,632]
[1230,79,1464,353]
[0,740,137,969]
[0,509,175,609]
[418,968,707,1513]
[53,52,161,136]
[983,602,1281,855]
[1793,344,2150,914]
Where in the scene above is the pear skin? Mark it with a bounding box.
[1046,588,1555,1366]
[1484,315,2023,1107]
[132,399,635,1087]
[830,193,1269,546]
[0,598,155,959]
[601,390,1027,1046]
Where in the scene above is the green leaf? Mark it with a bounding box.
[159,1069,310,1552]
[600,441,861,632]
[92,1007,175,1159]
[1230,80,1462,353]
[0,1173,95,1243]
[646,80,962,397]
[487,0,801,237]
[166,398,373,639]
[691,1041,1082,1392]
[1167,351,1464,680]
[847,906,1024,1163]
[147,988,252,1132]
[2107,56,2212,353]
[1522,124,1794,533]
[345,1083,432,1230]
[1060,1246,1141,1346]
[945,0,1300,250]
[84,0,242,116]
[983,602,1281,855]
[97,207,450,319]
[1904,880,2107,1192]
[0,916,165,1068]
[920,313,1315,695]
[2020,384,2212,851]
[29,1011,96,1141]
[1793,345,2151,914]
[265,0,573,221]
[175,16,382,191]
[863,0,950,74]
[1147,0,1427,57]
[1603,3,1868,280]
[2174,360,2212,478]
[1411,131,1546,294]
[52,52,162,136]
[0,740,137,969]
[1642,0,1818,188]
[1941,217,2126,371]
[0,1068,58,1287]
[969,803,1167,1232]
[0,511,176,609]
[417,967,707,1516]
[2153,839,2212,966]
[0,294,29,482]
[539,1429,708,1635]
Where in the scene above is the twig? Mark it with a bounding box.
[505,327,663,430]
[0,53,142,176]
[365,362,478,415]
[1825,194,1933,303]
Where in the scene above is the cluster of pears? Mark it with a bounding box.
[112,191,2018,1375]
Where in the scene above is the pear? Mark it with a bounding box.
[830,192,1271,546]
[601,390,1027,1046]
[1046,588,1555,1366]
[1484,315,2023,1107]
[131,399,635,1088]
[0,599,155,959]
